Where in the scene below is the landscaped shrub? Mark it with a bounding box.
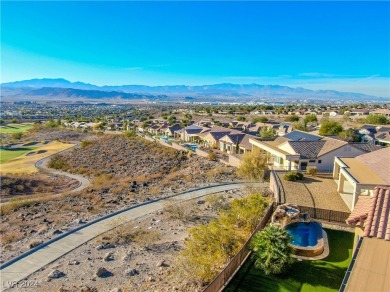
[283,171,304,181]
[250,225,294,275]
[295,172,304,180]
[306,166,318,176]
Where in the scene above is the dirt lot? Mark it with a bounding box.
[277,172,350,212]
[0,134,240,264]
[22,188,262,292]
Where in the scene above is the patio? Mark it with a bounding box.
[276,172,350,212]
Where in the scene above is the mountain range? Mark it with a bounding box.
[1,78,386,103]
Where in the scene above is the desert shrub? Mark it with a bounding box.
[283,171,304,181]
[205,194,229,212]
[0,230,24,244]
[131,228,161,247]
[48,155,68,170]
[178,193,269,284]
[80,140,93,148]
[11,132,23,140]
[237,148,268,181]
[306,166,318,176]
[208,152,217,161]
[124,130,137,138]
[219,193,268,236]
[163,200,196,222]
[178,219,241,283]
[0,198,35,215]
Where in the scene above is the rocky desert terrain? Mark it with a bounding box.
[0,134,239,265]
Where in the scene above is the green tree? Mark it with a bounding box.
[236,116,246,121]
[338,128,360,142]
[251,226,294,275]
[292,122,307,131]
[304,114,317,128]
[319,120,343,135]
[364,114,388,125]
[168,115,176,125]
[252,116,268,123]
[259,126,275,138]
[237,148,268,181]
[285,116,299,122]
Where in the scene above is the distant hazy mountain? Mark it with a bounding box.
[1,78,386,102]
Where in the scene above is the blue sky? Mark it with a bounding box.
[1,1,389,97]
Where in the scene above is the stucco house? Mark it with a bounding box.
[333,147,390,210]
[179,125,206,142]
[342,186,390,291]
[163,124,182,137]
[249,130,376,172]
[219,133,258,154]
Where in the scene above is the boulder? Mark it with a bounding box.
[48,269,65,279]
[95,267,112,278]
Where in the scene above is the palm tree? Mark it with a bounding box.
[250,225,294,275]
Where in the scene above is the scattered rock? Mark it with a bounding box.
[197,200,205,205]
[122,251,133,262]
[73,219,85,224]
[52,229,63,235]
[156,260,169,268]
[29,240,43,249]
[95,243,115,250]
[48,269,65,279]
[103,252,114,262]
[109,288,123,292]
[95,267,112,278]
[68,259,80,265]
[125,268,139,276]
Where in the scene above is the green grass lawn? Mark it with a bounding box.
[226,229,354,292]
[0,123,33,134]
[0,147,37,163]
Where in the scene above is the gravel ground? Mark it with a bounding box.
[21,189,254,292]
[277,173,350,212]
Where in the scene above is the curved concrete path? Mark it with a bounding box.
[35,143,90,194]
[0,182,265,291]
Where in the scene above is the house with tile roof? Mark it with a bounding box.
[333,147,390,210]
[249,130,372,172]
[341,186,390,292]
[219,133,259,154]
[179,125,206,142]
[198,126,241,148]
[163,124,182,137]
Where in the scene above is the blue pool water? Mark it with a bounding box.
[285,222,321,247]
[160,137,169,142]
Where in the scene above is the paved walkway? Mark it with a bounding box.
[0,182,265,291]
[35,143,90,194]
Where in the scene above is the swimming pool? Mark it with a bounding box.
[160,136,169,142]
[285,222,321,247]
[284,221,325,257]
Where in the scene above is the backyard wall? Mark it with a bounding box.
[195,148,210,158]
[171,142,189,152]
[228,154,242,168]
[269,171,281,202]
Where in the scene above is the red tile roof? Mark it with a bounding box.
[346,186,390,241]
